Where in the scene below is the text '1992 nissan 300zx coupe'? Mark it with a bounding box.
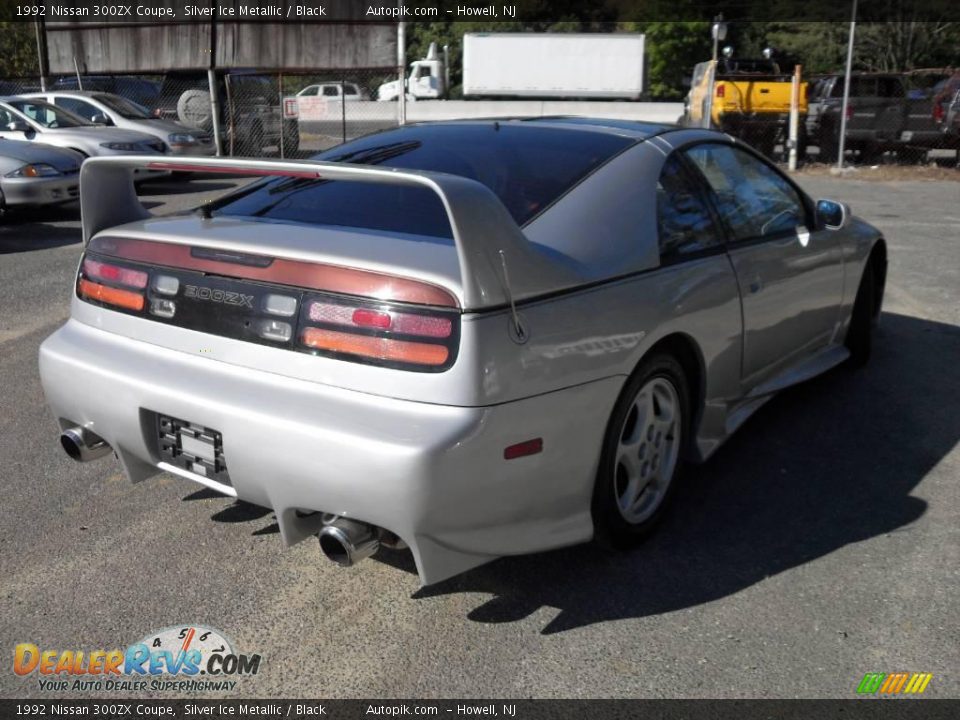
[39,119,887,585]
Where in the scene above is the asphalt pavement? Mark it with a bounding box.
[1,172,957,699]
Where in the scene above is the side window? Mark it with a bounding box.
[55,97,97,121]
[881,77,905,98]
[656,155,723,260]
[322,86,339,97]
[344,85,359,96]
[685,144,806,242]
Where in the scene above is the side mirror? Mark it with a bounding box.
[6,120,30,132]
[816,199,851,230]
[90,113,111,125]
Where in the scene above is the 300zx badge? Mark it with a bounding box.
[183,285,254,308]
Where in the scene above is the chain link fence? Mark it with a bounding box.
[2,67,958,167]
[800,69,960,167]
[0,69,401,160]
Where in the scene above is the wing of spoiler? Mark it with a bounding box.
[79,156,582,311]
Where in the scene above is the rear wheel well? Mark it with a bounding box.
[638,334,705,443]
[868,238,888,320]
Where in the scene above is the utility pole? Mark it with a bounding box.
[34,19,49,91]
[837,0,858,169]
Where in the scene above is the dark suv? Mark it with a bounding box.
[152,70,298,157]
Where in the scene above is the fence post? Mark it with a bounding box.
[397,21,406,126]
[341,80,347,144]
[789,64,801,171]
[279,71,285,159]
[208,68,224,156]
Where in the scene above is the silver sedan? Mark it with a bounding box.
[39,119,886,586]
[0,96,167,158]
[24,91,215,157]
[0,139,81,213]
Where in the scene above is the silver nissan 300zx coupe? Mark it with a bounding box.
[39,119,887,586]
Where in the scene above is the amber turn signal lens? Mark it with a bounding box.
[301,327,449,367]
[78,279,145,312]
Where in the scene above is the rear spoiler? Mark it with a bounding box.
[79,156,581,311]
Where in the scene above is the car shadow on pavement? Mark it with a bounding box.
[392,312,959,634]
[0,206,81,252]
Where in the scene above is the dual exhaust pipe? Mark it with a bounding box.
[60,426,112,463]
[317,515,406,568]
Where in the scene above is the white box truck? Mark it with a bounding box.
[462,33,646,99]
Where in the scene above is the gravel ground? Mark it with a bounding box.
[0,173,957,700]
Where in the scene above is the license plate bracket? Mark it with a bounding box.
[156,413,231,486]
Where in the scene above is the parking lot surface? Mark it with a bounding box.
[1,173,958,699]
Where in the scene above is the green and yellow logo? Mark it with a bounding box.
[857,672,933,695]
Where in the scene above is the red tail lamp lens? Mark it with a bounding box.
[716,85,725,98]
[308,301,453,339]
[301,327,449,367]
[78,279,145,312]
[82,258,148,289]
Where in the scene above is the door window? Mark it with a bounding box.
[656,155,723,260]
[685,143,807,241]
[54,97,98,122]
[322,86,339,97]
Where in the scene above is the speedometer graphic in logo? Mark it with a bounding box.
[138,624,233,670]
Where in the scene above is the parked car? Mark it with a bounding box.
[0,139,81,215]
[296,82,368,100]
[25,91,215,156]
[932,70,960,147]
[52,75,161,110]
[0,97,168,158]
[39,120,886,586]
[807,72,953,161]
[151,70,299,156]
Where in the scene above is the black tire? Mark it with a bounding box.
[845,262,876,368]
[282,122,300,157]
[592,354,690,549]
[820,130,839,163]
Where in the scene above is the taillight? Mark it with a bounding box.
[76,247,461,373]
[300,296,458,370]
[716,84,725,98]
[78,257,148,311]
[845,104,853,120]
[933,103,945,123]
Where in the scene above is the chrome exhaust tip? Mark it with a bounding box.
[60,426,112,463]
[318,518,381,567]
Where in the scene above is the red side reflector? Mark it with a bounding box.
[147,162,321,179]
[78,279,145,312]
[503,438,543,460]
[301,328,449,367]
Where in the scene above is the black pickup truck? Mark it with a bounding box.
[806,71,955,161]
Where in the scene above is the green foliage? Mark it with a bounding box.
[0,22,38,78]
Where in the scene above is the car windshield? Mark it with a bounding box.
[7,99,91,128]
[93,94,151,119]
[208,123,633,239]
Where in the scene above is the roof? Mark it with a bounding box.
[410,116,676,141]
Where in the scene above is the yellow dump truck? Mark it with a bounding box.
[684,57,808,157]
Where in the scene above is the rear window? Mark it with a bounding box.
[209,123,633,239]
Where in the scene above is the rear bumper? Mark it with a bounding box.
[39,319,619,585]
[1,176,79,207]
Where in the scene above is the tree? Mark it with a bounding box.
[0,22,39,78]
